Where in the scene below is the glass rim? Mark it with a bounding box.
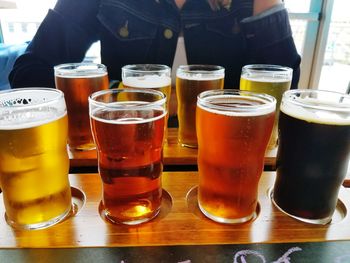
[0,88,64,109]
[89,88,167,110]
[197,89,276,113]
[122,64,171,73]
[242,64,293,74]
[177,64,225,74]
[54,62,107,76]
[283,89,350,113]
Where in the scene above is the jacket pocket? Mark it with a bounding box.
[205,15,241,39]
[97,0,158,41]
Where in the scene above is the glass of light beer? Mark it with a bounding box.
[122,64,171,141]
[89,88,167,225]
[176,65,225,148]
[122,64,171,102]
[196,89,276,223]
[240,64,292,149]
[0,88,72,230]
[54,63,109,151]
[272,89,350,225]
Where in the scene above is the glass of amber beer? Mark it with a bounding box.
[196,89,276,223]
[89,88,167,225]
[176,65,224,148]
[0,88,72,230]
[272,89,350,225]
[54,63,109,151]
[240,64,292,149]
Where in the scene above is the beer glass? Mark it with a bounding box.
[197,89,276,223]
[122,64,171,140]
[0,88,72,230]
[240,64,292,149]
[122,64,171,102]
[89,88,167,225]
[272,89,350,225]
[176,65,224,148]
[54,63,109,151]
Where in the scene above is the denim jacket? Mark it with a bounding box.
[9,0,301,89]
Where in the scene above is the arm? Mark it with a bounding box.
[253,0,282,15]
[9,0,100,88]
[241,1,301,89]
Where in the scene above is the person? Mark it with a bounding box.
[9,0,301,91]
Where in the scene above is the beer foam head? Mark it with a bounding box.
[177,71,224,81]
[176,65,225,81]
[123,75,171,88]
[281,91,350,125]
[54,63,107,78]
[197,93,276,117]
[0,88,67,129]
[241,75,291,83]
[91,102,166,125]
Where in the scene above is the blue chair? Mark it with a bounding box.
[0,42,28,90]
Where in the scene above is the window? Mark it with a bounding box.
[318,0,350,93]
[1,0,349,92]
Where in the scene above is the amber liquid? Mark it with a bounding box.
[176,76,224,148]
[0,113,71,229]
[196,97,275,222]
[90,107,165,224]
[55,74,109,150]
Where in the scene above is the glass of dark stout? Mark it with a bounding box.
[272,89,350,225]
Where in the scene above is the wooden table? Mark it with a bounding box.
[1,172,349,248]
[69,128,278,170]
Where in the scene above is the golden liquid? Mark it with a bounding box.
[240,76,291,149]
[0,114,71,228]
[122,76,171,142]
[176,76,224,148]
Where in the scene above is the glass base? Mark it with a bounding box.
[101,204,160,225]
[5,205,72,230]
[271,194,332,225]
[198,202,256,224]
[179,141,198,149]
[69,142,96,151]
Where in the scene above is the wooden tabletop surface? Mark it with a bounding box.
[1,171,350,248]
[69,128,278,168]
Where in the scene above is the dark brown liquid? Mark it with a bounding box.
[274,111,350,220]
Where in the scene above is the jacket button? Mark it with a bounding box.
[119,27,129,38]
[164,29,173,39]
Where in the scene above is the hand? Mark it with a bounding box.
[253,0,282,15]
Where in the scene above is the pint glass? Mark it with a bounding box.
[122,64,171,103]
[0,88,72,230]
[272,90,350,225]
[54,63,109,151]
[122,64,171,140]
[89,88,167,225]
[197,90,276,223]
[176,65,224,148]
[240,64,292,149]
